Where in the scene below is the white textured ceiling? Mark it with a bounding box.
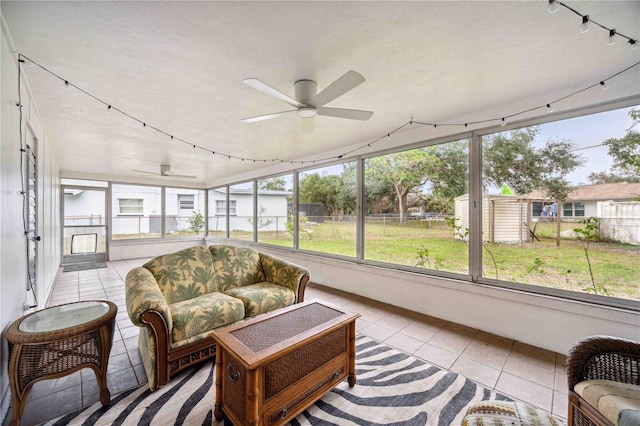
[2,1,639,187]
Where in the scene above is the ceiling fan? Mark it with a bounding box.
[241,70,374,123]
[132,165,197,179]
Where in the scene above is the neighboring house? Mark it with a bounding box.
[210,188,291,232]
[525,182,640,245]
[110,187,204,236]
[525,182,640,219]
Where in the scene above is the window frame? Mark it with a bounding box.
[117,198,143,215]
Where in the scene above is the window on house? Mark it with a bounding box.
[563,202,585,217]
[111,184,161,239]
[216,200,225,215]
[178,194,194,210]
[118,199,143,215]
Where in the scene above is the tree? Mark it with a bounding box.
[425,140,469,211]
[188,210,204,234]
[483,127,582,199]
[299,173,347,216]
[588,170,640,184]
[366,149,437,224]
[258,176,286,191]
[602,131,640,180]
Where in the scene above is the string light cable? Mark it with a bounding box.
[16,57,39,310]
[548,0,638,48]
[17,52,640,166]
[14,0,640,165]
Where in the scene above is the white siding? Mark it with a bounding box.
[455,194,528,244]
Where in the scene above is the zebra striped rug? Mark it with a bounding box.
[44,335,511,426]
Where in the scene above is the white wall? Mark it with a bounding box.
[1,16,61,422]
[224,243,639,355]
[109,238,206,261]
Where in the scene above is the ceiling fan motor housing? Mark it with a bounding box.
[294,79,317,104]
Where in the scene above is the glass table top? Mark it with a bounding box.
[19,301,110,333]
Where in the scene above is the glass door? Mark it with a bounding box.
[62,186,108,264]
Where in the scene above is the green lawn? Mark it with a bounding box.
[258,220,640,301]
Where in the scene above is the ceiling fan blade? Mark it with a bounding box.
[169,174,198,179]
[242,79,304,108]
[317,107,373,121]
[132,169,162,176]
[240,110,296,123]
[311,71,365,107]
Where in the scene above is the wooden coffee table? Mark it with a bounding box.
[212,300,360,426]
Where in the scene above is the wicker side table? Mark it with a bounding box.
[6,300,117,426]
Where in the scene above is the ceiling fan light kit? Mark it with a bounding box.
[241,70,374,123]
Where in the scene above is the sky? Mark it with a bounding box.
[535,105,636,186]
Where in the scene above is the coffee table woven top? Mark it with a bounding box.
[231,302,343,353]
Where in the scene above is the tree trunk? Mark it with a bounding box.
[396,187,407,225]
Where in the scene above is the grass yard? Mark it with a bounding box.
[257,219,640,301]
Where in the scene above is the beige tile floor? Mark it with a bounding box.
[8,258,569,425]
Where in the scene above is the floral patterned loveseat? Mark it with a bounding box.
[125,244,310,390]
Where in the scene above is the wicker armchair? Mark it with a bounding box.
[567,335,640,426]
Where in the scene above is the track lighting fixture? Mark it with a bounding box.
[607,29,617,45]
[600,81,609,91]
[547,0,558,14]
[546,104,554,113]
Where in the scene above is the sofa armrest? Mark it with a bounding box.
[125,267,173,331]
[567,335,640,389]
[259,252,310,303]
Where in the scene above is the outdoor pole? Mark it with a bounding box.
[556,199,562,247]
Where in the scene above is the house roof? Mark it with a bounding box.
[525,182,640,201]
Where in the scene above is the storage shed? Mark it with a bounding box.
[455,194,529,244]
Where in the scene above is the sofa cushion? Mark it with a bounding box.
[170,292,245,344]
[224,282,295,317]
[144,246,217,304]
[209,245,266,291]
[574,380,640,426]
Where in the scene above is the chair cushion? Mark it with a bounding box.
[224,282,295,317]
[169,292,245,344]
[574,380,640,426]
[210,245,266,291]
[462,400,565,426]
[144,246,216,304]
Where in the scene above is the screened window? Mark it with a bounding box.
[298,162,356,257]
[112,184,161,239]
[481,106,639,302]
[229,182,254,241]
[257,174,293,247]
